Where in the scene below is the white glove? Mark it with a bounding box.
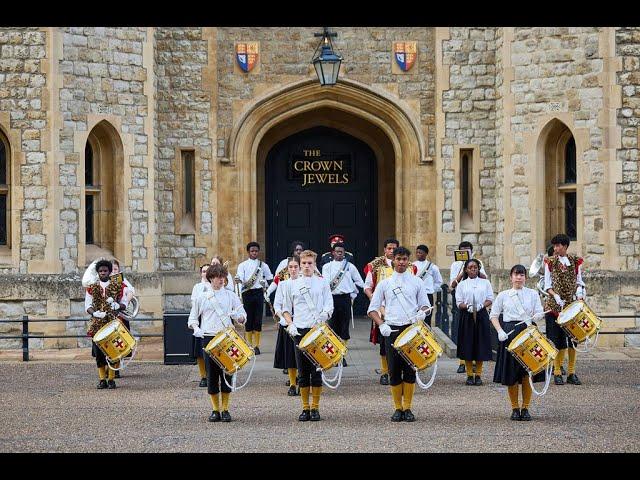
[319,311,331,322]
[524,317,532,327]
[467,304,474,313]
[106,297,114,304]
[92,310,107,319]
[533,312,546,322]
[415,310,427,322]
[379,323,392,337]
[193,326,205,338]
[497,329,509,342]
[110,301,120,311]
[287,323,299,337]
[576,286,585,300]
[553,294,565,308]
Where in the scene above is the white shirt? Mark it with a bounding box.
[190,280,211,304]
[274,277,295,327]
[188,287,247,336]
[322,260,365,298]
[449,258,487,285]
[236,258,274,291]
[85,280,130,312]
[364,257,394,291]
[455,276,494,311]
[281,275,334,329]
[413,260,443,294]
[543,256,585,291]
[367,271,431,326]
[490,287,543,323]
[266,258,289,296]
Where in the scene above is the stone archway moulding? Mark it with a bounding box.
[226,77,427,244]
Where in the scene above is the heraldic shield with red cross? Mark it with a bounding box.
[111,337,126,351]
[417,342,431,357]
[236,42,259,73]
[393,41,417,72]
[529,344,546,361]
[321,341,336,357]
[226,344,244,361]
[580,318,591,330]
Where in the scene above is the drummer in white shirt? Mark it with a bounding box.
[490,264,546,422]
[281,250,334,422]
[368,246,431,423]
[234,242,273,354]
[188,263,247,423]
[190,263,213,387]
[321,242,365,366]
[413,245,443,327]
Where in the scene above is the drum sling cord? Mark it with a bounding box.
[298,284,344,389]
[106,341,138,371]
[390,283,438,390]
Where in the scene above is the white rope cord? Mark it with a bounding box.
[414,361,438,390]
[574,329,600,353]
[319,361,344,389]
[222,354,256,392]
[106,341,138,371]
[529,361,552,396]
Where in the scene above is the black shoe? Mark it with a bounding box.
[457,364,466,374]
[561,366,567,375]
[298,409,311,422]
[391,409,404,422]
[342,358,347,367]
[115,370,121,378]
[465,376,475,386]
[199,378,207,388]
[511,408,521,421]
[282,368,288,375]
[554,375,564,385]
[287,385,298,396]
[221,410,232,422]
[97,380,108,389]
[107,380,117,389]
[475,376,483,386]
[208,411,221,422]
[520,408,532,421]
[309,409,321,421]
[403,409,415,422]
[380,373,389,385]
[566,374,582,385]
[254,347,261,355]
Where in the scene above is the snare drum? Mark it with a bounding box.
[298,323,347,371]
[556,300,602,344]
[392,321,443,371]
[204,327,254,374]
[507,325,558,375]
[93,320,137,363]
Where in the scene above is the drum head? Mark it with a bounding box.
[558,302,583,325]
[395,324,420,347]
[510,327,534,348]
[93,321,118,341]
[299,328,322,348]
[209,332,227,348]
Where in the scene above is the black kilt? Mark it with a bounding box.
[273,324,297,369]
[545,312,573,350]
[493,320,546,386]
[456,308,492,361]
[192,335,205,359]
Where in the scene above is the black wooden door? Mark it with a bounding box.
[265,126,377,315]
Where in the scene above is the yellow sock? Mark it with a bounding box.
[464,360,474,376]
[391,384,403,410]
[402,382,415,410]
[567,348,577,375]
[221,392,230,411]
[475,361,484,376]
[197,357,207,379]
[246,331,254,347]
[107,368,115,380]
[300,386,310,410]
[521,379,532,409]
[311,386,322,409]
[97,366,106,380]
[508,385,520,409]
[288,368,298,387]
[459,359,465,366]
[209,394,220,412]
[554,348,567,375]
[254,331,261,347]
[380,356,388,375]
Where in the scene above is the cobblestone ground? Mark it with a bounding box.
[1,320,639,452]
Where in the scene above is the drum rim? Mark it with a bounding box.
[394,323,421,347]
[93,320,120,341]
[508,325,539,349]
[299,327,323,348]
[557,301,584,323]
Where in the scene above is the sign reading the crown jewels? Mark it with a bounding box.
[393,41,417,73]
[235,42,259,73]
[288,149,353,187]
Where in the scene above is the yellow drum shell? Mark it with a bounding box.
[507,325,558,375]
[298,323,347,371]
[556,301,602,344]
[204,327,254,374]
[93,320,136,363]
[392,321,443,371]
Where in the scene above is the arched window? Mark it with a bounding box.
[0,132,10,247]
[563,137,577,240]
[84,141,97,245]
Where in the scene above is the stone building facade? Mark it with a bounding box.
[0,27,638,348]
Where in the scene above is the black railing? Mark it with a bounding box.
[0,316,163,361]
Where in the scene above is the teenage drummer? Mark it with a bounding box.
[281,250,334,422]
[368,246,431,422]
[455,259,494,386]
[544,233,586,386]
[491,264,546,421]
[188,263,247,423]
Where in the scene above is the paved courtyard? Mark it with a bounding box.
[1,319,639,452]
